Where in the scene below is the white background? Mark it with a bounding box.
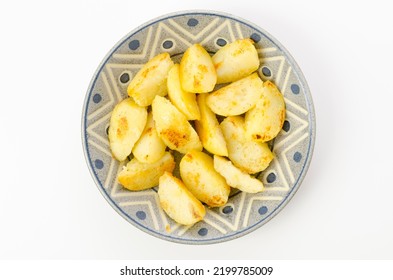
[1,0,392,260]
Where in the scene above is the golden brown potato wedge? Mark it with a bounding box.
[205,73,263,116]
[220,116,274,174]
[158,172,206,225]
[152,96,202,154]
[132,112,166,163]
[167,64,200,120]
[195,94,228,156]
[118,152,175,191]
[213,155,264,193]
[212,38,259,84]
[179,44,217,93]
[108,98,147,161]
[245,80,286,142]
[127,52,174,106]
[180,150,230,207]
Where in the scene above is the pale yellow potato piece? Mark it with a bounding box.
[206,73,263,116]
[214,155,264,193]
[245,80,286,142]
[108,98,147,161]
[118,152,175,191]
[167,64,200,120]
[180,150,230,207]
[195,94,228,156]
[179,44,217,93]
[127,52,174,106]
[213,38,259,84]
[220,116,274,174]
[152,96,202,154]
[132,112,166,163]
[158,172,206,225]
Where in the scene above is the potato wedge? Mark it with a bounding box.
[127,52,174,106]
[212,38,259,84]
[245,80,286,142]
[206,73,263,116]
[108,98,147,161]
[195,94,228,156]
[158,172,206,225]
[152,96,202,154]
[167,64,200,120]
[213,155,264,193]
[180,150,230,207]
[179,44,217,93]
[118,152,175,191]
[220,116,274,174]
[132,111,166,163]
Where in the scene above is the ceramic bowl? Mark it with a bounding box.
[81,10,315,244]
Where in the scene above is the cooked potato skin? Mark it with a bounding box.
[132,112,166,163]
[220,116,274,174]
[167,64,200,120]
[118,152,175,191]
[213,38,259,84]
[245,80,286,142]
[179,44,217,93]
[213,155,264,193]
[180,150,230,207]
[195,94,228,156]
[205,73,263,116]
[158,172,206,225]
[152,96,202,154]
[127,52,174,106]
[108,98,147,161]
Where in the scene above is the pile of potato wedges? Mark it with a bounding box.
[108,38,285,225]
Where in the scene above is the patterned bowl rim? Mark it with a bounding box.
[81,9,316,244]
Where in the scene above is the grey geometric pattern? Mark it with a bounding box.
[82,11,315,244]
